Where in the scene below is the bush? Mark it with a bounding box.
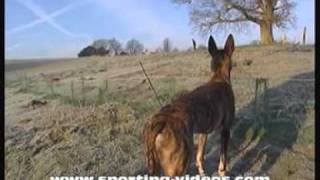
[96,47,110,56]
[78,46,97,57]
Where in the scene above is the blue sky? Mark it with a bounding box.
[5,0,315,59]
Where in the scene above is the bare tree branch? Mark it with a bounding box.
[172,0,296,44]
[226,1,261,23]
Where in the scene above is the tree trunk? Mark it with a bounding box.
[260,21,274,45]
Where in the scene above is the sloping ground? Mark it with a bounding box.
[5,45,314,179]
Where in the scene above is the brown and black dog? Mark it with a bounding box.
[144,34,235,177]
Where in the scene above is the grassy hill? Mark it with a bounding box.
[5,45,314,179]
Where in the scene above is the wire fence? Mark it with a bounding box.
[232,76,314,126]
[10,69,314,126]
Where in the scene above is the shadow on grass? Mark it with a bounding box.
[204,72,314,176]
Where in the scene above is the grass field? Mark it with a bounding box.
[5,44,314,179]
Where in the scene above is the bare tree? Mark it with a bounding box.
[172,0,296,45]
[163,38,172,53]
[92,38,122,55]
[108,38,122,55]
[92,39,109,49]
[126,39,144,55]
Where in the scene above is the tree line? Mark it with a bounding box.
[78,38,144,57]
[78,37,178,58]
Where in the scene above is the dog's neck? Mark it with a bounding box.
[210,71,231,85]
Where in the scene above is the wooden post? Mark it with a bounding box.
[81,77,85,105]
[255,78,268,124]
[105,79,108,91]
[97,87,104,105]
[303,27,306,45]
[192,39,197,51]
[49,82,55,97]
[71,81,74,102]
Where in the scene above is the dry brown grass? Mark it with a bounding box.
[5,45,314,179]
[6,103,146,178]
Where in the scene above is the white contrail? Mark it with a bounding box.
[8,0,91,41]
[7,1,86,35]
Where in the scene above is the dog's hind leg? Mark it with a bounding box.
[218,129,230,176]
[196,133,208,176]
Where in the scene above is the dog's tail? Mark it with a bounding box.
[143,118,166,175]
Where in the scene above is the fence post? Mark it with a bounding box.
[71,81,74,102]
[105,79,108,91]
[81,77,85,105]
[97,87,104,105]
[255,78,268,125]
[49,82,55,97]
[303,26,306,45]
[192,39,197,51]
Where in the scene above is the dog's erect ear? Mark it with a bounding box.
[208,35,218,57]
[224,34,235,57]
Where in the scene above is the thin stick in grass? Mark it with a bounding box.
[139,61,162,107]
